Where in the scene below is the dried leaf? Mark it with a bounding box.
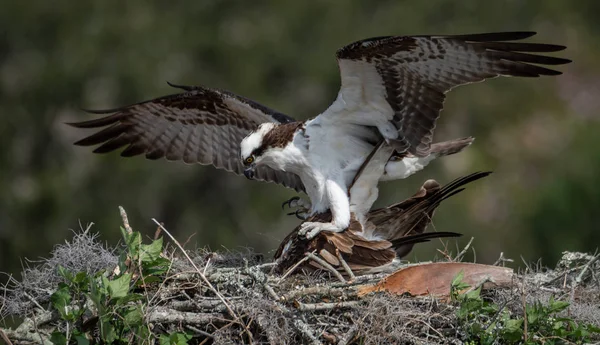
[358,262,514,298]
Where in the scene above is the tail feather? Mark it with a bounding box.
[429,137,474,156]
[371,171,490,256]
[390,231,462,250]
[409,171,492,223]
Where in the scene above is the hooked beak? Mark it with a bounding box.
[244,165,255,179]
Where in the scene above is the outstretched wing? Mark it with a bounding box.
[68,83,305,192]
[330,32,571,156]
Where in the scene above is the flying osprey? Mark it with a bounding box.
[69,32,569,239]
[274,172,490,275]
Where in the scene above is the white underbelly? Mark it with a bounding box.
[380,155,436,181]
[297,120,381,213]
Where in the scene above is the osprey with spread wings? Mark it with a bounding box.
[70,32,570,238]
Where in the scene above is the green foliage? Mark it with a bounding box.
[48,227,179,344]
[451,272,600,344]
[159,333,193,345]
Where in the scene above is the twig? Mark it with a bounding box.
[253,262,277,270]
[147,307,223,325]
[406,317,444,339]
[282,285,359,302]
[118,206,133,235]
[23,292,45,311]
[185,325,215,339]
[591,265,600,288]
[254,315,278,344]
[293,318,322,345]
[203,256,212,276]
[436,248,453,262]
[484,299,510,331]
[151,219,250,340]
[454,237,474,262]
[493,252,514,266]
[245,267,281,301]
[149,250,177,306]
[181,232,197,248]
[336,250,356,281]
[306,252,346,283]
[337,325,357,345]
[464,276,492,295]
[574,253,599,287]
[278,256,311,282]
[0,329,14,345]
[295,301,359,311]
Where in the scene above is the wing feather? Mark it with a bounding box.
[332,32,571,156]
[68,84,304,192]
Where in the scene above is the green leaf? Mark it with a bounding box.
[588,324,600,333]
[159,334,171,345]
[548,296,570,313]
[50,332,67,345]
[451,270,465,288]
[160,333,192,345]
[465,285,481,300]
[569,323,589,339]
[57,265,73,283]
[73,333,91,345]
[139,237,163,263]
[87,276,103,309]
[553,320,564,330]
[115,292,143,305]
[450,270,470,297]
[121,227,142,258]
[99,315,117,343]
[74,271,88,284]
[106,273,132,299]
[502,318,524,342]
[123,306,143,327]
[51,283,72,319]
[142,257,171,276]
[136,276,162,285]
[527,306,540,325]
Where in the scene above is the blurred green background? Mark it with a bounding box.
[1,0,599,282]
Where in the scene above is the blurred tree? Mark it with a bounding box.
[1,0,598,282]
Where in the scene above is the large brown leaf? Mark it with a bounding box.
[358,262,514,298]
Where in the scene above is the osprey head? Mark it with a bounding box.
[240,123,278,179]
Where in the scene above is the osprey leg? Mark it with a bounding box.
[298,179,350,239]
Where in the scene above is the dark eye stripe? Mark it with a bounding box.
[251,146,265,157]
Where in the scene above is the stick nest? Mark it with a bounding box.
[1,228,599,345]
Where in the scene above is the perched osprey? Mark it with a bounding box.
[69,32,569,239]
[274,172,490,274]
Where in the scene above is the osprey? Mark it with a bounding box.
[274,172,490,275]
[69,32,569,238]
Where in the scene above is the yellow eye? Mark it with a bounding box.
[245,156,254,164]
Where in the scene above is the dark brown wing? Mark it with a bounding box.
[334,32,571,156]
[68,83,304,192]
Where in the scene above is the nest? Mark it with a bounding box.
[1,225,599,344]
